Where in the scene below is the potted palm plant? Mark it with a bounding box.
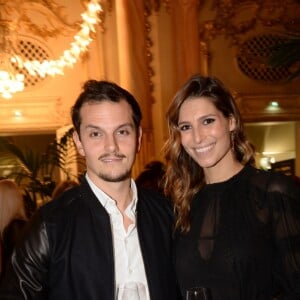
[0,127,84,216]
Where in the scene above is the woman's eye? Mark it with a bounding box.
[178,124,191,131]
[203,118,215,125]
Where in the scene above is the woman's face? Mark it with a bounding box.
[178,96,235,172]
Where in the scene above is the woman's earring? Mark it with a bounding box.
[230,131,235,152]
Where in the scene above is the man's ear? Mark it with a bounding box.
[137,126,143,153]
[229,114,237,132]
[73,130,85,157]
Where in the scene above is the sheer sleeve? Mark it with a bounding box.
[268,174,300,299]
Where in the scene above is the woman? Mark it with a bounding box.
[164,74,300,299]
[0,179,27,281]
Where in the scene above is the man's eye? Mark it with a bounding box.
[118,129,130,136]
[203,118,215,125]
[90,131,101,137]
[178,124,191,131]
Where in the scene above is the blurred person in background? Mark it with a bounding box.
[135,160,166,194]
[51,179,79,199]
[0,179,27,282]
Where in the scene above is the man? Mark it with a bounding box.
[0,80,179,299]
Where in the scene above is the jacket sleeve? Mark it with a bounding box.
[0,212,50,300]
[268,174,300,299]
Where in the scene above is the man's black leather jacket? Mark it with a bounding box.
[0,178,180,300]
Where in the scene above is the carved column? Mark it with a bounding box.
[170,0,202,86]
[296,122,300,178]
[115,0,154,177]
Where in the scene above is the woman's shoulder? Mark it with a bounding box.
[247,165,300,198]
[3,219,27,235]
[2,218,28,249]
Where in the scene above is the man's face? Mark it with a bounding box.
[73,99,142,185]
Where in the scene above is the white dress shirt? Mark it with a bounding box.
[86,175,149,299]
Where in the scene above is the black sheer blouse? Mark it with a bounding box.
[175,165,300,300]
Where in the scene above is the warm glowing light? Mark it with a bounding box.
[0,54,24,99]
[266,101,280,111]
[14,110,23,117]
[0,0,102,99]
[259,157,271,170]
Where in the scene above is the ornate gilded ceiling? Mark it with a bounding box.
[0,0,80,39]
[200,0,300,45]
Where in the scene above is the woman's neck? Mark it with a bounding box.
[204,160,244,184]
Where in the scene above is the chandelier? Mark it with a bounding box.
[0,0,102,99]
[0,23,24,99]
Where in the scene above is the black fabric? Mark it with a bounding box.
[0,178,180,300]
[175,165,300,300]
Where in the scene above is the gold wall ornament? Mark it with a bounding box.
[142,0,171,103]
[144,3,155,103]
[144,0,170,14]
[0,0,80,39]
[236,34,293,82]
[0,0,102,99]
[199,0,300,46]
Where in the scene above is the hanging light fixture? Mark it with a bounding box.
[0,0,102,99]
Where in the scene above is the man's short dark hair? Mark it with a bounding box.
[71,80,142,134]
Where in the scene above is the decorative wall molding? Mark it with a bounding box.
[0,0,79,39]
[199,0,300,46]
[132,128,154,178]
[0,96,69,133]
[235,93,300,122]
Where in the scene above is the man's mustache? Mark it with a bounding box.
[98,153,126,160]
